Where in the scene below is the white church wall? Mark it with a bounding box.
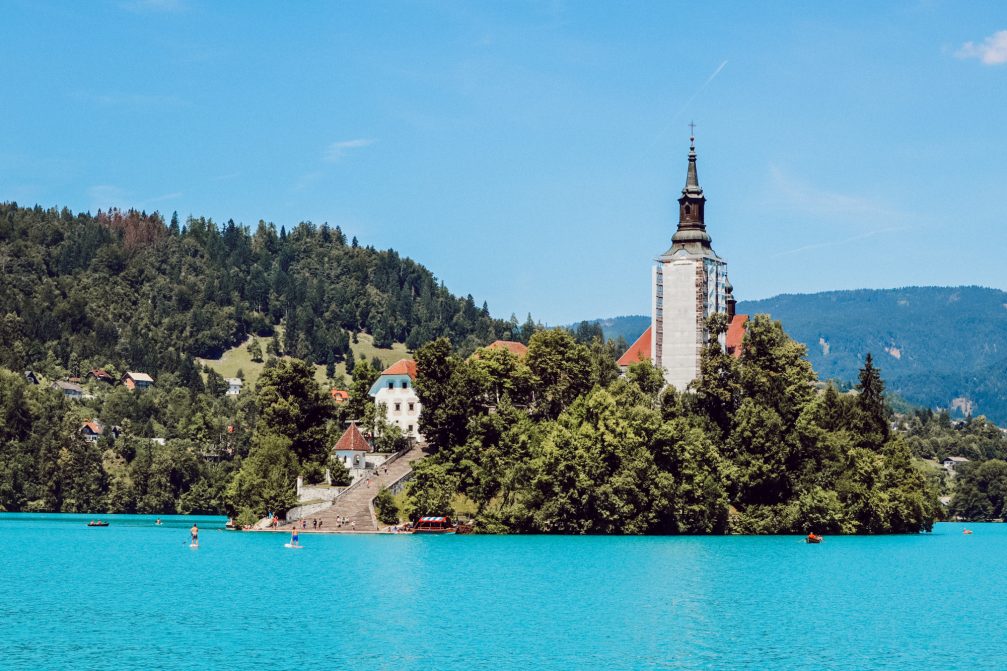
[660,259,700,390]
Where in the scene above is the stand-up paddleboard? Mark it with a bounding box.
[189,543,199,548]
[284,543,303,549]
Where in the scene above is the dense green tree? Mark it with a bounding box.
[254,359,332,463]
[526,329,592,419]
[246,338,263,363]
[225,434,299,519]
[856,353,890,448]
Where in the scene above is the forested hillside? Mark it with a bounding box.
[0,202,528,516]
[0,202,528,380]
[586,287,1007,423]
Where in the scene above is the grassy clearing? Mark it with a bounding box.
[197,327,409,391]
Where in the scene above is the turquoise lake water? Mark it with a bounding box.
[0,515,1003,670]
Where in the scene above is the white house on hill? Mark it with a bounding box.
[369,359,422,441]
[226,378,243,396]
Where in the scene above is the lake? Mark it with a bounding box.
[0,515,1002,670]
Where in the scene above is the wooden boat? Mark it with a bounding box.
[805,533,822,544]
[87,520,109,527]
[412,516,456,534]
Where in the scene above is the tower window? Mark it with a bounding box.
[685,204,691,215]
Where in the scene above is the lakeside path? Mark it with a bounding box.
[252,443,427,534]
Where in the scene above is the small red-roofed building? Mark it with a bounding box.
[121,371,154,391]
[81,420,104,443]
[617,327,652,372]
[726,314,748,358]
[484,340,529,357]
[369,359,422,441]
[330,389,350,404]
[333,421,373,470]
[86,368,115,384]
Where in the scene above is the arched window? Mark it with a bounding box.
[685,204,691,215]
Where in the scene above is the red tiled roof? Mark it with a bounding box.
[81,421,103,435]
[726,314,748,358]
[88,368,113,380]
[618,326,652,367]
[380,359,417,379]
[333,422,372,453]
[330,389,350,402]
[486,340,529,357]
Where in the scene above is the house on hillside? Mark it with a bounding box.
[86,368,115,384]
[225,378,243,396]
[369,359,422,441]
[330,388,350,404]
[80,420,104,443]
[24,370,40,385]
[121,371,154,391]
[943,456,970,474]
[51,380,83,399]
[80,420,120,443]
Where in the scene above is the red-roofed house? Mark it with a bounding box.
[484,340,529,357]
[86,368,115,384]
[617,327,652,371]
[330,389,350,403]
[726,314,748,358]
[81,420,104,443]
[369,359,422,441]
[121,371,154,391]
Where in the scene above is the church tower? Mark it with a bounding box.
[650,133,730,389]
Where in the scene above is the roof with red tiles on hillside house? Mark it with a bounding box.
[333,422,372,453]
[617,326,652,367]
[486,340,529,357]
[330,389,350,403]
[379,359,417,379]
[726,314,748,358]
[81,420,104,435]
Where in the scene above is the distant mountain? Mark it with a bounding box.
[585,286,1007,423]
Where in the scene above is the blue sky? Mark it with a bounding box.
[1,1,1005,324]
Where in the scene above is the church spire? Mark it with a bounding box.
[684,127,702,195]
[669,126,712,251]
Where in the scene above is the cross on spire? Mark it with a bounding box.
[688,121,696,136]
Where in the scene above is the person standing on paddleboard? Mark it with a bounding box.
[291,526,299,547]
[190,524,199,546]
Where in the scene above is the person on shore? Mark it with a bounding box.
[190,524,199,546]
[301,519,307,529]
[351,520,356,530]
[318,519,323,529]
[312,518,317,529]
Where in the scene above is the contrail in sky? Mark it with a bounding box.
[657,59,729,141]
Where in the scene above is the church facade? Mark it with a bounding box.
[619,135,747,389]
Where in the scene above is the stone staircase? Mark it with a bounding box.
[304,444,426,532]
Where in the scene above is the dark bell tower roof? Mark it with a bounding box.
[664,130,716,257]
